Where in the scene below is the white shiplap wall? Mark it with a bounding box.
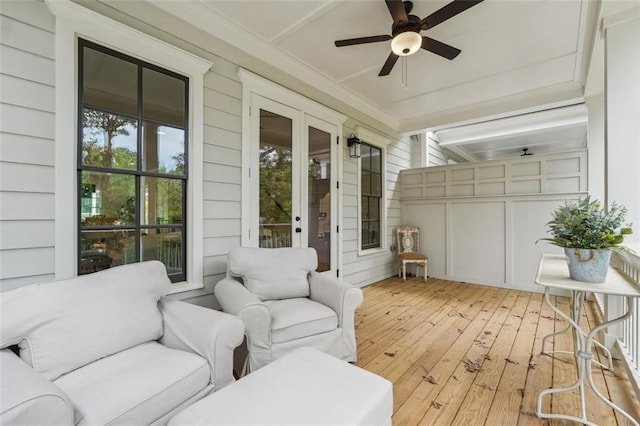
[0,1,56,291]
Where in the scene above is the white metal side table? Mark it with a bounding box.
[535,254,640,426]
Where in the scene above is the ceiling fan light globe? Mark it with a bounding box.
[391,31,422,56]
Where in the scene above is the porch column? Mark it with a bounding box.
[603,4,640,343]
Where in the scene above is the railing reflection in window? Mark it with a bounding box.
[259,223,291,248]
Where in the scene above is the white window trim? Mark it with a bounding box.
[356,127,388,256]
[46,0,211,292]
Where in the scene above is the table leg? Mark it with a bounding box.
[583,295,639,426]
[537,290,639,425]
[541,290,613,370]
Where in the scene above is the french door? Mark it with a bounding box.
[247,94,338,274]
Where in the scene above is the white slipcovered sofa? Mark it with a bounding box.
[0,261,245,425]
[214,247,364,373]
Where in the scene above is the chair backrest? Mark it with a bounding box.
[397,226,421,254]
[227,247,317,301]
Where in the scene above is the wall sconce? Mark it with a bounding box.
[347,136,361,159]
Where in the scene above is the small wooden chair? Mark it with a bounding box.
[396,225,428,282]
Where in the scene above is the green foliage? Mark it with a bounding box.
[540,196,632,249]
[259,145,292,224]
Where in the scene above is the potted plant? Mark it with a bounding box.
[540,196,633,283]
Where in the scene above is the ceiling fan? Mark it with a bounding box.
[334,0,484,76]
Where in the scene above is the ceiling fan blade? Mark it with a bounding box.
[378,52,399,76]
[421,36,461,60]
[420,0,484,30]
[335,34,392,47]
[385,0,408,24]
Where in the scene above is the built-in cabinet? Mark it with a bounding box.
[401,150,587,293]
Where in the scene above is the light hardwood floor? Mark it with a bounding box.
[354,277,640,425]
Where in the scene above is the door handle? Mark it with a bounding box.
[295,227,302,233]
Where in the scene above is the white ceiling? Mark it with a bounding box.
[151,0,599,161]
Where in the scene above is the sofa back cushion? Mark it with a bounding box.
[0,261,170,381]
[228,247,317,301]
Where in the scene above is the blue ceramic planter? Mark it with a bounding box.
[564,248,612,283]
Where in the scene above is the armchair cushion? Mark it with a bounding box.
[228,247,317,301]
[264,298,338,344]
[0,261,169,381]
[53,341,209,426]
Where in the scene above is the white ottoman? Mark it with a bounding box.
[169,347,393,425]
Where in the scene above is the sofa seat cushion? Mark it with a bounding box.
[53,342,209,426]
[228,247,317,301]
[264,298,338,344]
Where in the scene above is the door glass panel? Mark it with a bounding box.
[308,126,331,272]
[259,109,292,248]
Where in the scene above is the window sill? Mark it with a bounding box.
[167,281,204,295]
[358,246,389,257]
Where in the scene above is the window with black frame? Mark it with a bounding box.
[360,142,382,250]
[78,40,188,282]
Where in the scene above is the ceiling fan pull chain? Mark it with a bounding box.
[402,56,408,88]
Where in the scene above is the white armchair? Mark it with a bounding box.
[214,247,364,372]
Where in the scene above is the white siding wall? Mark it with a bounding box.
[200,70,243,308]
[0,1,56,290]
[341,125,411,287]
[427,133,448,166]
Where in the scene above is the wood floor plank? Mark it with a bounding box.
[517,292,558,425]
[485,292,543,425]
[452,291,534,424]
[389,286,509,425]
[354,278,640,425]
[417,290,521,425]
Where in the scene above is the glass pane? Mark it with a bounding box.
[141,228,183,276]
[370,197,380,220]
[82,109,138,170]
[83,46,137,114]
[142,122,185,175]
[361,171,371,196]
[361,196,369,219]
[371,171,381,197]
[308,126,331,272]
[370,146,381,172]
[369,221,380,246]
[361,222,369,247]
[142,68,185,127]
[360,143,371,170]
[80,229,135,274]
[259,109,292,248]
[142,176,184,225]
[80,171,135,225]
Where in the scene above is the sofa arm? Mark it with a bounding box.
[158,299,244,391]
[309,272,364,327]
[0,349,73,425]
[214,278,272,370]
